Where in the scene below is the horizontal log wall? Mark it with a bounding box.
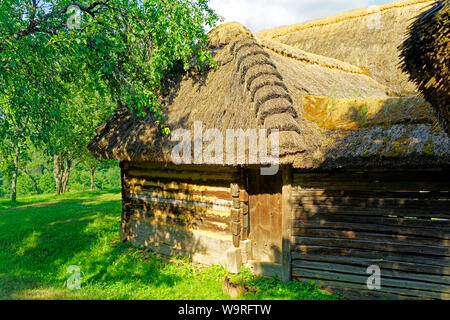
[122,161,239,265]
[291,169,450,300]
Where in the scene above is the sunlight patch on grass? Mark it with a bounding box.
[16,231,41,256]
[48,216,96,226]
[11,288,86,300]
[0,190,339,300]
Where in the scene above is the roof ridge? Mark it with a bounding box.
[256,37,366,75]
[229,35,307,153]
[208,22,254,49]
[257,0,433,40]
[230,37,296,121]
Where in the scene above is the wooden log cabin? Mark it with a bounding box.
[88,21,450,299]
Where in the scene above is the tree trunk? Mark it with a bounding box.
[54,153,63,195]
[54,154,71,195]
[23,168,40,195]
[90,168,95,191]
[61,158,72,193]
[11,147,19,202]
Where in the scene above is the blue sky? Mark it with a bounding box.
[209,0,395,32]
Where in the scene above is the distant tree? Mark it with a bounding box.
[0,136,27,202]
[50,85,115,194]
[79,152,111,191]
[0,0,220,200]
[19,147,47,195]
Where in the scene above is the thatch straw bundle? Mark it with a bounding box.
[399,0,449,135]
[88,22,450,169]
[258,0,434,96]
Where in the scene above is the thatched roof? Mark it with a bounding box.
[290,95,450,169]
[399,0,449,135]
[258,0,435,96]
[88,22,450,169]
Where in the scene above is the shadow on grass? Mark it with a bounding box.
[0,189,122,211]
[244,276,341,300]
[0,191,181,299]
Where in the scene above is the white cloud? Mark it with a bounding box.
[209,0,392,32]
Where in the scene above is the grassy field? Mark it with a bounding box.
[0,190,339,300]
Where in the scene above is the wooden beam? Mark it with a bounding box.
[239,169,249,240]
[281,166,293,282]
[231,182,241,248]
[120,161,132,242]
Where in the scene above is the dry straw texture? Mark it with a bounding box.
[292,95,450,169]
[88,20,450,169]
[400,0,450,135]
[258,0,434,96]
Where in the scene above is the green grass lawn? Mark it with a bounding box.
[0,190,339,300]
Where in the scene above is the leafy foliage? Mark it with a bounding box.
[0,0,220,137]
[0,153,120,197]
[0,0,220,200]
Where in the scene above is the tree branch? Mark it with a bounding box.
[10,1,112,41]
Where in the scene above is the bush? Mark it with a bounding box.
[0,172,10,198]
[69,182,87,192]
[68,165,120,191]
[96,166,121,190]
[38,172,55,194]
[17,174,35,196]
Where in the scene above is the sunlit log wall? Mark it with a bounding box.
[291,169,450,300]
[120,161,239,265]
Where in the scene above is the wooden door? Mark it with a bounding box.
[247,170,283,263]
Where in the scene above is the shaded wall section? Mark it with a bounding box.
[121,162,238,265]
[291,169,450,299]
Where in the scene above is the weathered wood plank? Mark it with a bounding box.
[292,181,449,192]
[130,194,232,214]
[130,209,230,234]
[293,171,450,192]
[291,252,450,276]
[233,234,240,248]
[232,197,240,209]
[130,218,231,242]
[292,260,450,285]
[291,228,449,246]
[230,183,240,198]
[293,277,438,300]
[293,195,450,211]
[293,170,450,182]
[248,170,283,263]
[292,217,450,238]
[231,221,241,235]
[292,237,450,257]
[129,162,238,173]
[128,169,239,183]
[129,199,231,218]
[281,166,293,283]
[230,182,241,248]
[292,245,450,267]
[230,208,240,221]
[120,161,132,242]
[126,178,231,193]
[290,170,450,299]
[130,188,233,205]
[292,189,450,199]
[292,269,449,298]
[293,204,450,219]
[130,206,230,225]
[130,185,233,201]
